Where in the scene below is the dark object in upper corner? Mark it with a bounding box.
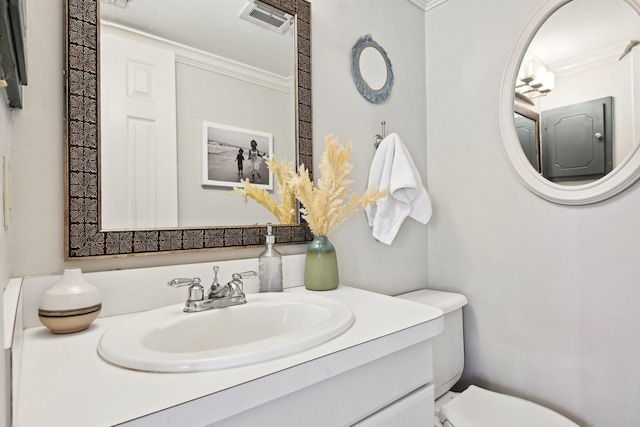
[0,0,27,108]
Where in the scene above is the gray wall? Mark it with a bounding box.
[307,0,429,295]
[0,89,10,290]
[176,61,295,227]
[0,72,10,427]
[8,0,429,298]
[426,1,640,426]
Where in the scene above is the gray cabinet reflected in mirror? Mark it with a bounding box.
[515,97,614,184]
[513,0,640,186]
[514,104,540,174]
[65,0,313,258]
[540,97,613,183]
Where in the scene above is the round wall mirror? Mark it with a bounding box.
[351,34,394,104]
[359,46,388,90]
[500,0,640,204]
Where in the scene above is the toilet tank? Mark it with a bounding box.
[397,289,468,399]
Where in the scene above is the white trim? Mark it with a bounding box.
[408,0,448,12]
[100,21,294,94]
[499,0,640,205]
[552,42,627,77]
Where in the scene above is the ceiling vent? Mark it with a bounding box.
[240,1,293,34]
[100,0,129,8]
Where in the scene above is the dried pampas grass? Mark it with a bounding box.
[230,156,297,225]
[232,135,385,235]
[290,135,385,236]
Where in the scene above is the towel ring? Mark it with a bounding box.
[373,121,386,149]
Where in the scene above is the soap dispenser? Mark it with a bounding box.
[259,223,283,292]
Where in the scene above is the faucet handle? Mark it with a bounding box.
[168,277,204,302]
[209,266,231,298]
[227,271,257,297]
[211,266,220,286]
[233,271,257,280]
[168,277,199,288]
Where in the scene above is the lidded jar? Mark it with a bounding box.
[38,267,102,334]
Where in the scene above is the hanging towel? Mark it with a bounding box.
[366,133,432,244]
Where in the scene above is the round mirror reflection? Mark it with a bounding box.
[359,46,388,91]
[513,0,640,186]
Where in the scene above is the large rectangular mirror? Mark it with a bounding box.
[65,0,312,258]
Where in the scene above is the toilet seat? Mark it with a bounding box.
[439,386,579,427]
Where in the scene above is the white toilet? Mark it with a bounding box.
[397,289,579,427]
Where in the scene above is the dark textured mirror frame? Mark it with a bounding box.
[65,0,313,259]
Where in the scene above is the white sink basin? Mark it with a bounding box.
[97,292,354,373]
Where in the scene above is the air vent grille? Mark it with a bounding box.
[100,0,128,9]
[249,8,286,28]
[240,1,293,34]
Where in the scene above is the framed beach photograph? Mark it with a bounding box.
[202,121,274,190]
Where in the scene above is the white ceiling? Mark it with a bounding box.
[528,0,640,70]
[100,0,295,77]
[100,0,640,79]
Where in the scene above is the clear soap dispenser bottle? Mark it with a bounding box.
[259,223,283,292]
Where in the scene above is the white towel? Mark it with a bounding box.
[366,133,432,244]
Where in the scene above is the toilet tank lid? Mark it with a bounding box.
[397,289,468,314]
[440,386,579,427]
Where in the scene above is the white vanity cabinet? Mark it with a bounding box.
[11,284,443,426]
[128,323,437,426]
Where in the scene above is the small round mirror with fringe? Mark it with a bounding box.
[351,34,394,104]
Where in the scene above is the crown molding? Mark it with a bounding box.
[100,21,294,94]
[408,0,449,11]
[552,42,628,78]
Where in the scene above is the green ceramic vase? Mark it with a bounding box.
[304,236,339,291]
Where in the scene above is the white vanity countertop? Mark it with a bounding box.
[15,285,443,427]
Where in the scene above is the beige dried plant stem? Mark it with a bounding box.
[230,156,297,224]
[290,135,385,236]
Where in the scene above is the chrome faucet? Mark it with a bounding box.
[168,266,256,313]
